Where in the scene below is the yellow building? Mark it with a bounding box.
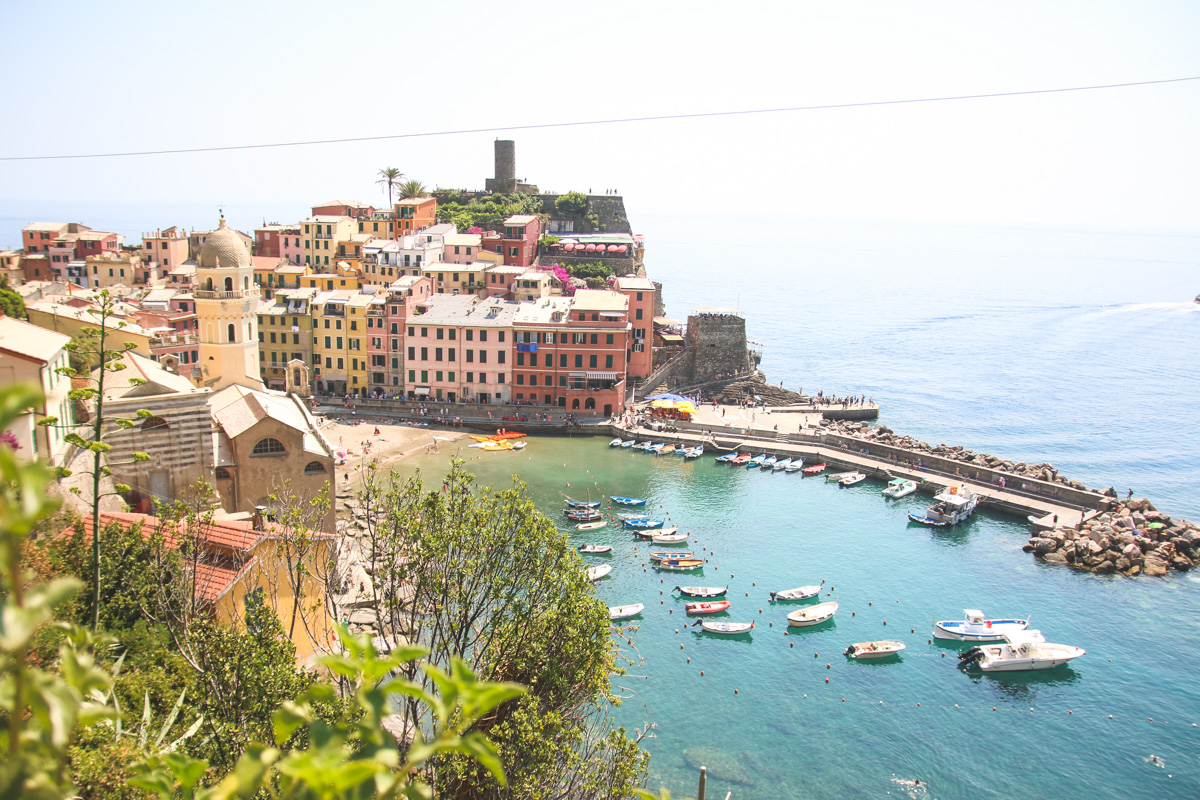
[25,298,154,359]
[357,211,395,239]
[310,289,356,394]
[257,288,316,392]
[422,260,489,296]
[301,216,358,272]
[345,293,372,394]
[193,219,264,393]
[301,262,361,293]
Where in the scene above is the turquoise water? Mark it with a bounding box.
[400,437,1200,799]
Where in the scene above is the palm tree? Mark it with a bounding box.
[376,167,404,207]
[398,179,428,199]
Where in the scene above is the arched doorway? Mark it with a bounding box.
[585,397,596,410]
[571,398,580,409]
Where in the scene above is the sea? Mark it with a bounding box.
[5,202,1199,798]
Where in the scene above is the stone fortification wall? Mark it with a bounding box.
[535,252,637,273]
[682,313,751,384]
[538,194,632,234]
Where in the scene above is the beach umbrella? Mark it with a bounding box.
[586,243,597,252]
[617,244,627,252]
[607,244,620,252]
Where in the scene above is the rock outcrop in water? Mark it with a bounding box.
[1021,501,1199,576]
[713,373,806,406]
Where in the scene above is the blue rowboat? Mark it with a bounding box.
[611,496,647,506]
[625,519,665,529]
[715,452,736,463]
[747,454,767,468]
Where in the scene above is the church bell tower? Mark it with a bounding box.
[194,217,264,392]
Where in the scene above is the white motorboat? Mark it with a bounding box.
[909,485,979,526]
[633,526,678,539]
[762,455,778,468]
[576,520,607,531]
[825,471,855,483]
[773,458,793,471]
[839,472,867,487]
[784,461,803,472]
[651,531,688,544]
[958,630,1085,672]
[684,446,704,459]
[787,601,838,627]
[585,564,612,582]
[934,609,1030,641]
[844,640,906,659]
[770,585,821,601]
[578,544,612,554]
[609,438,623,447]
[608,603,644,620]
[693,620,755,636]
[882,477,918,499]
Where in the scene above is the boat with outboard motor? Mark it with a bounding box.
[933,609,1030,641]
[839,472,867,487]
[844,640,905,660]
[652,531,688,544]
[909,485,979,526]
[656,558,706,572]
[632,526,677,539]
[651,551,693,561]
[958,630,1084,672]
[609,438,623,447]
[882,478,918,499]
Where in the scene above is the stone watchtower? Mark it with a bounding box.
[486,139,517,193]
[682,310,752,384]
[194,217,265,392]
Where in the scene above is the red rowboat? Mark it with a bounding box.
[730,453,752,466]
[803,463,827,475]
[685,600,731,615]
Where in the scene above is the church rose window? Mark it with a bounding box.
[251,437,286,456]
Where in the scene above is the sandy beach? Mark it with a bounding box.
[321,419,472,491]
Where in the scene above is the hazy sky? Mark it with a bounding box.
[2,0,1198,232]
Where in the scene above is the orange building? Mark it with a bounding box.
[393,197,436,235]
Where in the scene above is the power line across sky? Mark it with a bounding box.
[2,76,1197,163]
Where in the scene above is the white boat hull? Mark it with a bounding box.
[697,621,754,635]
[771,585,821,601]
[576,521,607,531]
[845,641,905,659]
[608,603,644,620]
[787,601,838,627]
[972,643,1085,672]
[934,619,1029,641]
[586,564,612,582]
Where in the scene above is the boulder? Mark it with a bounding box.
[1128,563,1142,576]
[1115,556,1131,572]
[1122,543,1142,559]
[1143,557,1169,576]
[1042,551,1069,565]
[1095,560,1116,575]
[1083,553,1106,568]
[1131,512,1146,527]
[1030,537,1057,556]
[1171,554,1193,571]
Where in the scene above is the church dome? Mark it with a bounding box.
[199,218,251,268]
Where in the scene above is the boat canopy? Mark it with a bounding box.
[888,478,909,486]
[1003,630,1047,645]
[934,486,974,506]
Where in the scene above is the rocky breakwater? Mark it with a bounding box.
[714,373,806,406]
[1023,500,1200,577]
[821,419,1092,492]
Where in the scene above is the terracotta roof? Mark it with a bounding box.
[0,315,71,362]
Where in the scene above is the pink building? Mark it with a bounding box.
[366,275,433,393]
[614,276,656,381]
[142,227,190,274]
[311,200,374,220]
[442,233,483,264]
[279,226,304,265]
[482,214,541,267]
[404,294,516,404]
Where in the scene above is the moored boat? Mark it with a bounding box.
[565,499,601,509]
[787,601,838,627]
[882,478,918,499]
[747,454,767,468]
[672,585,724,597]
[770,585,821,601]
[617,512,652,520]
[715,452,737,463]
[633,526,678,539]
[685,600,731,615]
[576,521,607,531]
[784,461,803,472]
[609,438,623,447]
[803,463,827,475]
[608,603,644,620]
[685,446,704,459]
[611,496,647,506]
[673,585,727,597]
[625,518,665,529]
[585,564,612,582]
[731,453,753,466]
[693,620,755,635]
[839,472,867,487]
[578,544,612,554]
[650,551,693,561]
[844,640,905,659]
[656,558,705,572]
[762,455,778,468]
[621,440,635,448]
[773,458,793,471]
[908,485,979,526]
[826,471,854,482]
[934,609,1030,641]
[651,531,688,544]
[566,511,602,522]
[958,630,1084,672]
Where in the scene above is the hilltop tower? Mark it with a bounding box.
[487,139,517,193]
[194,217,264,392]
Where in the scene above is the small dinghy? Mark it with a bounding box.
[625,519,665,529]
[762,455,778,468]
[656,445,676,456]
[567,511,602,522]
[674,444,689,455]
[656,558,706,572]
[844,640,905,659]
[715,453,737,463]
[633,526,677,539]
[673,585,727,598]
[803,463,827,475]
[934,609,1030,642]
[512,441,526,450]
[576,520,607,531]
[826,471,854,483]
[882,478,918,499]
[609,438,624,447]
[685,600,731,615]
[784,461,803,472]
[693,620,754,636]
[620,440,635,448]
[578,544,612,554]
[611,496,647,506]
[608,603,644,620]
[565,499,601,509]
[773,458,793,471]
[617,512,652,520]
[585,564,612,582]
[747,454,767,468]
[650,551,693,561]
[731,453,752,466]
[770,585,821,601]
[685,446,704,459]
[839,472,867,487]
[787,601,838,627]
[651,531,688,544]
[958,630,1085,672]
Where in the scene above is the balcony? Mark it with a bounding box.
[194,288,260,300]
[151,332,198,348]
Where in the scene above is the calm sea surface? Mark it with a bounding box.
[6,204,1199,798]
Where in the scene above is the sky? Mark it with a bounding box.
[2,0,1199,235]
